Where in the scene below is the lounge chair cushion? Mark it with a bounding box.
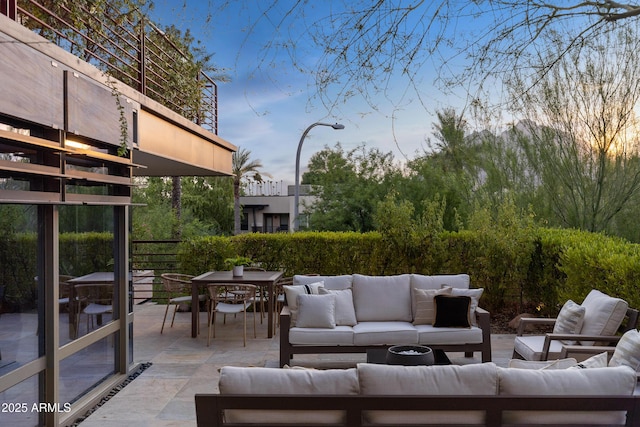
[512,335,566,361]
[580,289,628,346]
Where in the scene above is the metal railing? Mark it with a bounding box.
[2,0,218,134]
[131,239,181,303]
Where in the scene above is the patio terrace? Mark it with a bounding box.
[76,303,517,426]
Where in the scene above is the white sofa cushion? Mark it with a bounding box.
[352,274,412,322]
[409,274,438,291]
[580,289,628,345]
[295,293,336,329]
[219,366,359,424]
[357,362,498,425]
[352,321,418,346]
[512,335,566,361]
[319,287,357,326]
[498,366,637,425]
[415,324,483,345]
[289,325,354,345]
[294,274,352,290]
[430,273,470,290]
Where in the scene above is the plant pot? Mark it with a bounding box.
[232,265,244,277]
[386,345,434,366]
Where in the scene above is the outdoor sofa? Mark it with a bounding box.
[279,273,491,367]
[195,362,640,426]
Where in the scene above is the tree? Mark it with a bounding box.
[302,144,397,231]
[508,27,640,232]
[215,1,640,113]
[232,148,270,235]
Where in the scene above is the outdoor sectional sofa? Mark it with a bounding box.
[279,273,491,367]
[195,363,640,426]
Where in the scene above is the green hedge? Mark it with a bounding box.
[177,229,640,316]
[0,232,113,311]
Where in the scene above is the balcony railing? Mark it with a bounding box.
[1,0,218,134]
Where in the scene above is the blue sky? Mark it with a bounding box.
[149,1,468,187]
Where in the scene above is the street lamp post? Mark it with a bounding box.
[294,122,345,231]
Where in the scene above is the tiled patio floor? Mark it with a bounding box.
[78,303,516,426]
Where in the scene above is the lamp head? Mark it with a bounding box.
[331,123,345,130]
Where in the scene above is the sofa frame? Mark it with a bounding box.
[195,393,640,427]
[279,305,492,367]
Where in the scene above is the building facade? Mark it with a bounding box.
[0,2,234,425]
[240,185,316,233]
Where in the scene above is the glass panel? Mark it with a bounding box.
[59,205,115,344]
[0,205,40,372]
[59,336,116,404]
[0,374,41,427]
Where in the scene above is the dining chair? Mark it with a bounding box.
[160,273,206,334]
[242,267,267,323]
[74,283,113,335]
[273,276,293,329]
[207,284,257,346]
[58,274,75,313]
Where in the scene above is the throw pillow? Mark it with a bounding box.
[508,358,578,370]
[553,299,586,345]
[433,295,471,328]
[450,288,484,326]
[283,281,324,325]
[319,287,357,326]
[412,287,452,325]
[295,293,337,329]
[609,329,640,371]
[569,352,609,369]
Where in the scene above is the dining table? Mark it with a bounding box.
[190,270,284,339]
[65,271,150,338]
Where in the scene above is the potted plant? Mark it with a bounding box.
[224,256,253,277]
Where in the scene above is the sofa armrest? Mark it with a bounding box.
[516,317,557,336]
[475,307,492,362]
[279,306,292,367]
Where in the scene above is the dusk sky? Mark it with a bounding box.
[149,1,471,188]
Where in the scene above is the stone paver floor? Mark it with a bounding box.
[79,303,516,426]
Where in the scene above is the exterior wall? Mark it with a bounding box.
[240,194,315,233]
[0,10,235,427]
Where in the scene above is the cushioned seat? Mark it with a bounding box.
[513,335,567,361]
[416,324,484,345]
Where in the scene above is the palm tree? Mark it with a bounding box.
[232,148,270,235]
